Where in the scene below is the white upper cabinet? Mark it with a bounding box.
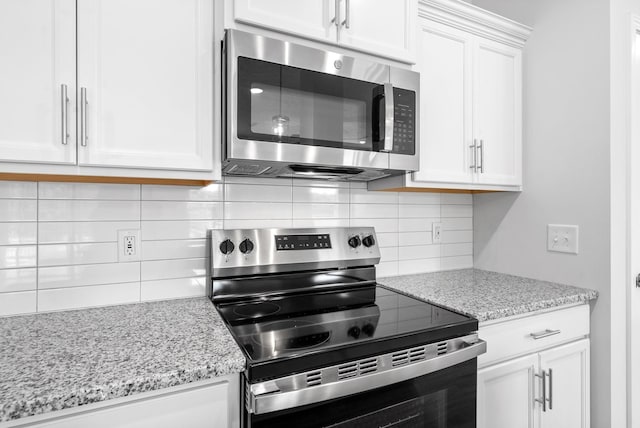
[474,38,522,186]
[233,0,337,43]
[368,0,530,193]
[77,0,214,171]
[0,0,76,165]
[232,0,417,63]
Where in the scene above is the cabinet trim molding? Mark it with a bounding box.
[419,0,531,48]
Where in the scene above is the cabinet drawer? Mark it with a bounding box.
[478,304,589,368]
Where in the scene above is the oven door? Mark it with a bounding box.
[247,359,478,428]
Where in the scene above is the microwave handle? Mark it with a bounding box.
[381,83,394,152]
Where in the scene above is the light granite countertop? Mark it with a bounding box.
[0,297,244,423]
[0,269,598,423]
[379,268,598,322]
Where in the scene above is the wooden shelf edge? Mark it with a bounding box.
[0,173,213,187]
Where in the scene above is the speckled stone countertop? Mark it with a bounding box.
[0,297,244,423]
[380,268,598,322]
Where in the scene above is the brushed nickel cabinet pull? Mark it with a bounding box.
[61,84,69,145]
[341,0,350,28]
[469,140,477,171]
[80,87,88,147]
[478,139,484,173]
[535,371,547,412]
[530,329,561,340]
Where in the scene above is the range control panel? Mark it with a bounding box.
[275,234,332,251]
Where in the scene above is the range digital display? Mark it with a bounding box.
[275,234,332,251]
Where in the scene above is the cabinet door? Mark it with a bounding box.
[234,0,337,43]
[539,339,590,428]
[474,37,523,186]
[412,21,473,184]
[338,0,417,62]
[77,0,214,171]
[477,354,537,428]
[0,0,76,164]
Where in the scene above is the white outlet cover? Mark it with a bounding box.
[432,222,442,244]
[118,229,141,262]
[547,224,579,254]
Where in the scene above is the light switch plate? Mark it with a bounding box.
[547,224,579,254]
[118,229,141,261]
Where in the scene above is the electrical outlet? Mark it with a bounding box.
[432,222,442,244]
[547,224,579,254]
[118,229,141,261]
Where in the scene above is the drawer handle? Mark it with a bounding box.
[530,329,561,340]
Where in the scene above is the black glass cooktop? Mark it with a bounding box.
[215,285,477,381]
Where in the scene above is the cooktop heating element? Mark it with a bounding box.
[209,227,485,428]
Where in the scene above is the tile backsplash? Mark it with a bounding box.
[0,177,472,316]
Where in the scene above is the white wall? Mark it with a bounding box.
[0,178,473,316]
[470,0,613,426]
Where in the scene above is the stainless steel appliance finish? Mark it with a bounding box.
[247,333,486,415]
[223,30,419,181]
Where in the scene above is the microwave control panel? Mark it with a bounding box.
[393,88,416,155]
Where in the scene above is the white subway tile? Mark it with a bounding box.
[399,258,441,275]
[39,200,139,222]
[224,176,292,186]
[398,218,439,232]
[349,218,398,233]
[0,200,37,221]
[142,201,223,220]
[38,282,140,312]
[349,189,398,204]
[292,179,349,188]
[441,193,473,205]
[441,218,473,231]
[292,186,349,204]
[0,268,36,292]
[38,221,140,244]
[442,243,473,257]
[142,239,207,261]
[141,184,223,201]
[293,203,349,219]
[225,183,292,203]
[349,182,367,189]
[38,262,140,289]
[0,223,36,245]
[441,204,473,218]
[398,192,440,205]
[292,219,350,228]
[399,204,440,219]
[39,182,140,200]
[38,243,117,267]
[350,204,398,219]
[376,232,399,248]
[0,182,37,199]
[380,247,398,262]
[377,261,399,278]
[224,202,291,220]
[224,219,292,229]
[141,220,222,241]
[141,277,206,301]
[141,258,206,281]
[441,255,473,270]
[441,230,473,244]
[399,245,441,261]
[0,291,36,316]
[0,246,36,269]
[399,232,433,246]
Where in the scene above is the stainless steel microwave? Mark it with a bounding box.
[222,30,419,181]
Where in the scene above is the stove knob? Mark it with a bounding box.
[348,326,361,339]
[362,235,376,248]
[348,235,361,248]
[239,239,254,254]
[219,239,235,255]
[362,323,375,337]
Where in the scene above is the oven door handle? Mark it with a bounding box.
[248,337,487,415]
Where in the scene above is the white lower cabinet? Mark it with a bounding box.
[4,375,240,428]
[477,305,590,428]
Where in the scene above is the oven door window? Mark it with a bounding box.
[248,359,477,428]
[236,57,386,152]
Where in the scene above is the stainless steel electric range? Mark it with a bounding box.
[210,227,486,428]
